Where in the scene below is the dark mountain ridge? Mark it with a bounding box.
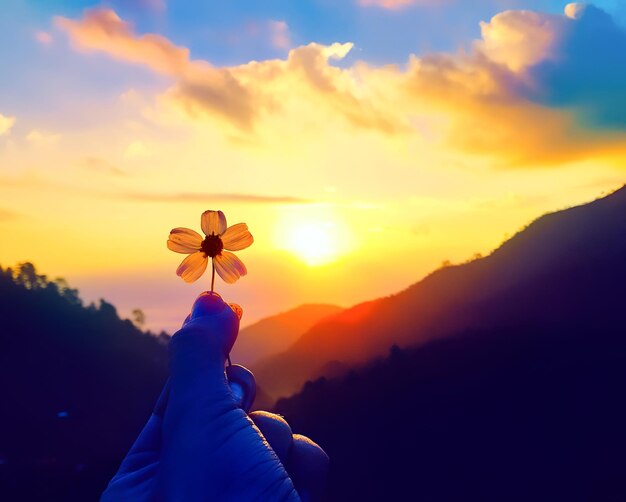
[272,185,626,500]
[256,186,626,399]
[277,319,626,501]
[0,264,169,501]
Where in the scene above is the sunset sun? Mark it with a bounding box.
[273,216,352,267]
[285,222,338,266]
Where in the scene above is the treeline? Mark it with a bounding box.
[0,262,169,501]
[1,262,166,337]
[2,262,82,306]
[276,321,626,501]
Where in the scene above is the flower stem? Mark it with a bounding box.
[210,260,215,293]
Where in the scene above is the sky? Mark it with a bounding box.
[1,0,626,333]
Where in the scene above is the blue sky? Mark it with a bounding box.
[9,1,625,64]
[3,0,622,128]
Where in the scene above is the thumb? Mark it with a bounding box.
[159,293,299,500]
[169,292,239,385]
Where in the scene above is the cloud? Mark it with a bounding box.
[55,5,626,166]
[54,9,188,75]
[56,8,403,134]
[477,9,566,72]
[123,192,312,204]
[168,40,407,134]
[399,2,626,164]
[525,4,626,130]
[55,8,256,130]
[0,113,16,136]
[472,3,626,133]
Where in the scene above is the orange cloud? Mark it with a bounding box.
[55,5,626,166]
[400,3,626,164]
[56,9,402,134]
[55,8,257,129]
[54,9,188,75]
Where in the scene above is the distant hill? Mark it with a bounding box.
[231,304,344,367]
[256,185,626,399]
[0,263,169,501]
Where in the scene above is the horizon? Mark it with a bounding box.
[2,1,626,333]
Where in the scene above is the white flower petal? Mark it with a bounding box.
[176,251,208,283]
[214,251,247,284]
[201,210,227,236]
[221,223,254,251]
[168,227,203,254]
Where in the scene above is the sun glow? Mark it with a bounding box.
[275,213,353,266]
[287,223,336,266]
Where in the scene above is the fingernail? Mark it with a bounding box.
[228,303,243,320]
[226,364,256,413]
[190,291,226,319]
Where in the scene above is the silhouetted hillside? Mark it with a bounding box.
[0,263,169,501]
[4,184,626,500]
[277,320,626,501]
[256,186,626,399]
[231,303,344,367]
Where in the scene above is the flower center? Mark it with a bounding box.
[201,234,223,258]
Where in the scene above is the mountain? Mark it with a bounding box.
[256,186,626,400]
[276,322,626,501]
[230,304,344,367]
[0,263,169,501]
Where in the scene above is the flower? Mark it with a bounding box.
[167,210,253,286]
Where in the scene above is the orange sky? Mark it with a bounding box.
[1,2,626,332]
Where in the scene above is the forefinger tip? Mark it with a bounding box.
[191,291,228,319]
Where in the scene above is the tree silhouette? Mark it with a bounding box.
[0,262,168,501]
[132,308,146,328]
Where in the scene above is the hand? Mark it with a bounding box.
[101,292,329,501]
